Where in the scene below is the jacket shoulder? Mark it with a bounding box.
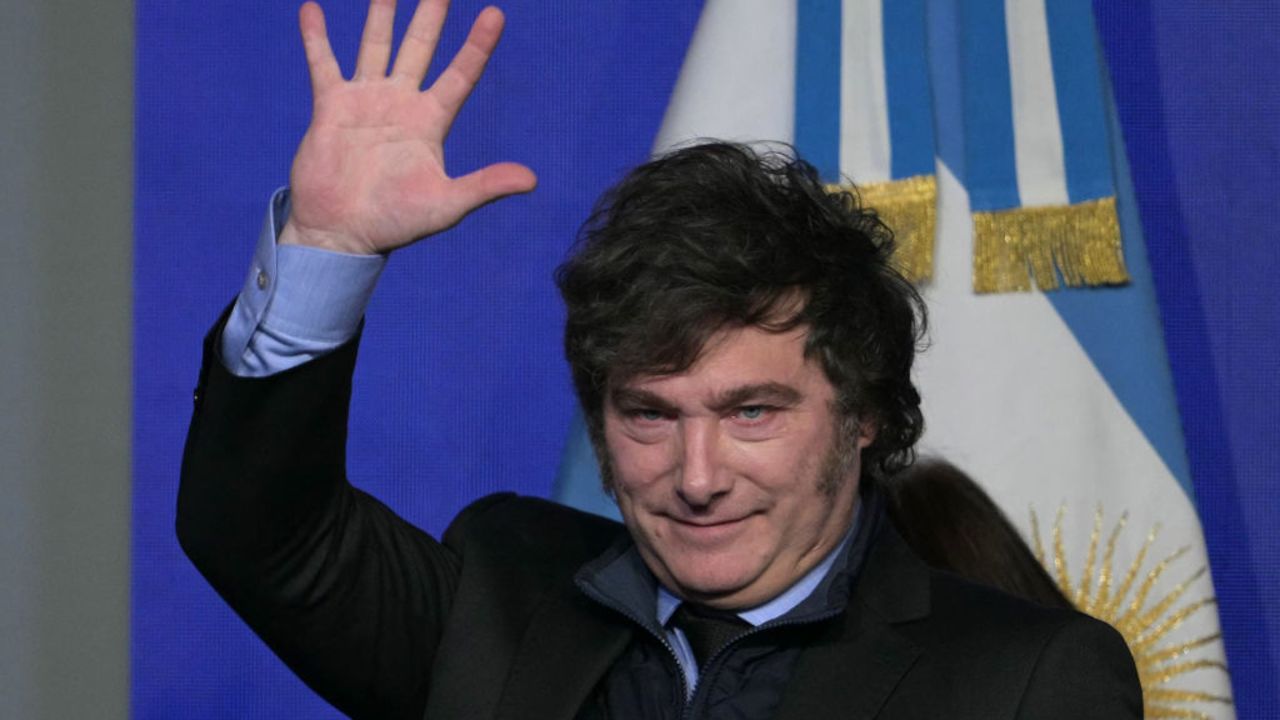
[422,495,630,719]
[443,493,627,577]
[899,570,1141,718]
[924,569,1077,638]
[856,526,1141,718]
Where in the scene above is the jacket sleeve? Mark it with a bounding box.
[1014,613,1143,719]
[177,312,460,720]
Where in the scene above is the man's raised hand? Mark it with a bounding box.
[281,0,536,255]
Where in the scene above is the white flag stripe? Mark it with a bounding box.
[653,0,796,153]
[1004,0,1069,206]
[839,0,892,183]
[919,161,1231,701]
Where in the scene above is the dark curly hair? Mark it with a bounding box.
[555,142,926,481]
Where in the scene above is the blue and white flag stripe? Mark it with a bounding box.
[795,0,842,180]
[966,0,1116,211]
[796,0,935,184]
[1044,0,1114,204]
[838,0,891,182]
[883,0,936,180]
[960,0,1020,211]
[1006,0,1069,206]
[1044,87,1194,497]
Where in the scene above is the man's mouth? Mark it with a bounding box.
[675,517,746,527]
[667,513,755,543]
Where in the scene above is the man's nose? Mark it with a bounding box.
[675,419,731,507]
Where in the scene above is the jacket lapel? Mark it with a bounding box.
[774,526,931,720]
[492,585,633,720]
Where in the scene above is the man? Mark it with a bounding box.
[178,1,1142,718]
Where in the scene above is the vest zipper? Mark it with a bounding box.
[680,606,847,720]
[576,582,691,715]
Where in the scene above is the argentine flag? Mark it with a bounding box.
[554,1,1234,716]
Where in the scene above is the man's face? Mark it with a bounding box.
[603,324,870,609]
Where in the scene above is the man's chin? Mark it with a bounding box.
[662,563,764,607]
[634,532,769,605]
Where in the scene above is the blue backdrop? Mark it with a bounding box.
[1093,4,1280,714]
[134,2,1278,716]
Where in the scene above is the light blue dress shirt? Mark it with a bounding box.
[221,189,386,377]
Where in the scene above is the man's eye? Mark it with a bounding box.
[632,409,666,422]
[737,405,768,421]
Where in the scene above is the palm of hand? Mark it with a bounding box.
[290,83,455,254]
[283,0,535,255]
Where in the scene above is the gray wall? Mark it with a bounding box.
[0,1,132,717]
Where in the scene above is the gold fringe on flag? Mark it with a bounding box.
[972,196,1129,293]
[832,174,937,283]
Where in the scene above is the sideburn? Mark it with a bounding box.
[817,411,864,498]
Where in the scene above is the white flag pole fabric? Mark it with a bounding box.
[554,1,1234,715]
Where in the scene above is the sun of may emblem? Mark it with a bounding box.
[1029,505,1233,720]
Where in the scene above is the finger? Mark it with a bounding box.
[299,2,343,93]
[448,162,538,215]
[354,0,396,79]
[390,0,449,85]
[426,6,504,133]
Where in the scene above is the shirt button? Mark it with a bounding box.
[256,270,269,290]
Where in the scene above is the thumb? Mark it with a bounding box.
[450,162,538,214]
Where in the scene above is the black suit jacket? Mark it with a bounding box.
[178,322,1142,719]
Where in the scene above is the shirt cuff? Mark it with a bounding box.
[220,188,387,376]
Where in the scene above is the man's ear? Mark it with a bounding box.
[856,420,877,450]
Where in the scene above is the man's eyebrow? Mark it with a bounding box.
[609,382,803,414]
[708,383,803,413]
[609,387,679,413]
